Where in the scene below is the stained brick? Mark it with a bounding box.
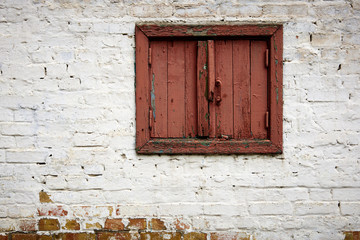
[38,236,52,240]
[149,218,166,230]
[19,219,37,231]
[38,205,68,216]
[11,234,37,240]
[64,219,80,230]
[128,218,146,230]
[104,218,125,230]
[38,218,60,231]
[184,232,207,240]
[210,232,251,240]
[39,191,53,203]
[140,232,181,240]
[54,233,96,240]
[97,232,140,240]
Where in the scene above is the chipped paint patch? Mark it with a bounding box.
[151,73,156,120]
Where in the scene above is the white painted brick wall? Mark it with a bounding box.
[0,0,359,239]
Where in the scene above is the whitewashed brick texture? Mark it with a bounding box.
[0,0,359,239]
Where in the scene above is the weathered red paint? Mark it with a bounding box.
[233,40,251,139]
[215,40,233,137]
[168,41,186,138]
[251,40,268,139]
[208,40,216,138]
[269,26,283,151]
[138,24,279,37]
[197,41,209,137]
[185,41,198,138]
[135,26,150,149]
[150,41,168,138]
[137,139,281,154]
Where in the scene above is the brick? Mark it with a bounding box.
[210,232,251,240]
[39,191,53,203]
[85,222,102,229]
[38,236,52,240]
[11,234,37,240]
[104,218,125,230]
[311,33,342,47]
[333,189,360,201]
[127,218,146,230]
[64,219,80,230]
[97,232,140,240]
[140,232,181,240]
[38,205,68,216]
[19,219,36,231]
[248,202,292,215]
[5,151,47,163]
[0,235,8,240]
[54,233,96,240]
[340,202,360,215]
[149,218,166,230]
[184,232,207,240]
[294,201,339,215]
[38,218,60,231]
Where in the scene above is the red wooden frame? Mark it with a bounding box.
[136,24,283,154]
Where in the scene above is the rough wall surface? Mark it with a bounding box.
[0,0,360,239]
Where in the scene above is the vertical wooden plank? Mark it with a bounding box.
[168,41,186,138]
[197,41,209,137]
[185,41,198,138]
[135,27,150,150]
[150,41,168,138]
[251,40,268,139]
[233,40,251,139]
[215,40,233,138]
[207,40,216,138]
[270,26,283,150]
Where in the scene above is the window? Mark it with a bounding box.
[135,24,283,154]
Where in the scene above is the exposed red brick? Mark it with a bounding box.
[38,218,60,231]
[64,219,80,230]
[140,232,181,240]
[0,235,7,240]
[104,219,125,230]
[184,232,207,240]
[149,218,166,230]
[54,233,96,240]
[344,232,360,240]
[173,219,190,230]
[38,205,68,216]
[85,222,102,229]
[97,232,140,240]
[19,219,36,231]
[12,233,37,240]
[39,191,53,203]
[128,218,146,230]
[38,236,52,240]
[210,232,251,240]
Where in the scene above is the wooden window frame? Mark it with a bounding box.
[135,24,283,154]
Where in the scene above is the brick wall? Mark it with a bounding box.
[0,0,360,239]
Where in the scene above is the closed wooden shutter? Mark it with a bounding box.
[148,39,269,140]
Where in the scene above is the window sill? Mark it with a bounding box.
[136,138,282,155]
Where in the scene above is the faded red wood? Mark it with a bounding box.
[185,41,198,138]
[150,41,168,138]
[215,40,233,138]
[207,40,216,138]
[251,40,268,139]
[168,41,186,138]
[233,40,251,139]
[138,139,282,154]
[270,26,283,150]
[138,25,279,38]
[135,26,150,149]
[197,41,209,137]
